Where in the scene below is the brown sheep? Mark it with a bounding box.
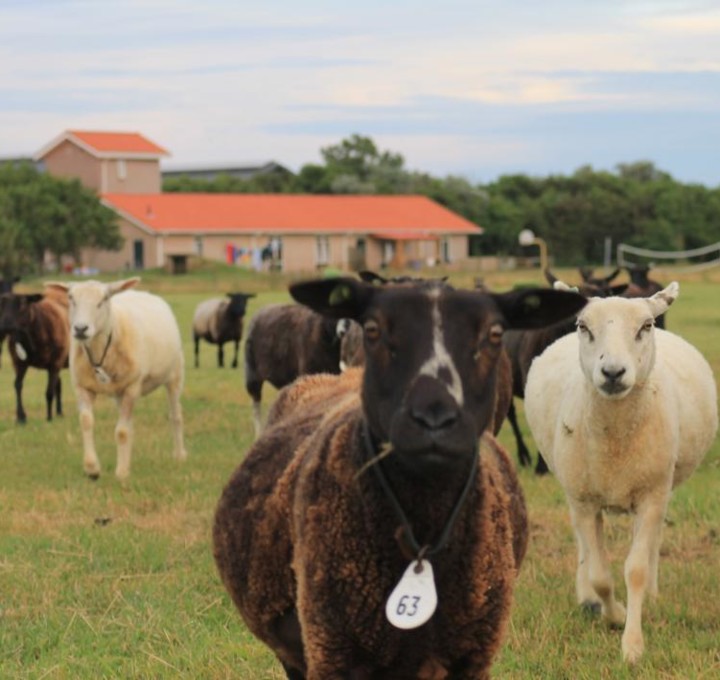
[244,303,342,438]
[214,276,586,679]
[0,288,70,423]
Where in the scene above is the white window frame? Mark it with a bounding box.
[116,159,126,181]
[316,236,330,267]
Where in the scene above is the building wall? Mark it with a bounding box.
[42,141,102,191]
[102,158,162,193]
[81,217,158,272]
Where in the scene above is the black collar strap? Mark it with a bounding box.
[83,332,113,369]
[361,421,479,563]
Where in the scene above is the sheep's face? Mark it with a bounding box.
[576,282,678,399]
[0,293,43,333]
[226,293,254,319]
[291,277,588,471]
[62,278,140,342]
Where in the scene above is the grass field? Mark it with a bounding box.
[1,265,718,679]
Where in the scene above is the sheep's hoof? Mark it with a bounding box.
[86,472,100,481]
[603,602,627,628]
[580,600,601,616]
[622,631,644,664]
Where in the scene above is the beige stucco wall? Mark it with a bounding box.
[43,141,102,192]
[80,217,158,272]
[102,158,162,193]
[42,141,162,194]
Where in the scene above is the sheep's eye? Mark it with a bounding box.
[636,319,654,340]
[488,322,504,346]
[577,320,594,341]
[363,319,380,343]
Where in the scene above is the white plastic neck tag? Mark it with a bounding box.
[15,343,28,361]
[385,559,438,629]
[94,367,111,384]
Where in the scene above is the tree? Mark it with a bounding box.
[0,162,122,275]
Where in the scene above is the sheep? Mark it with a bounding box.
[192,292,255,368]
[335,318,364,371]
[0,275,20,368]
[45,278,187,481]
[524,281,718,663]
[502,269,629,473]
[213,276,587,679]
[0,288,70,422]
[244,303,343,438]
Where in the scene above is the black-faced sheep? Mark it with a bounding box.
[244,303,343,438]
[46,278,186,481]
[525,281,718,663]
[192,292,255,368]
[0,287,70,422]
[214,277,587,679]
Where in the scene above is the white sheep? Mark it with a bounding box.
[46,278,187,481]
[524,281,718,664]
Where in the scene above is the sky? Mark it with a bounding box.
[2,0,720,187]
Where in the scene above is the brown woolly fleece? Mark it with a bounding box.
[213,371,528,679]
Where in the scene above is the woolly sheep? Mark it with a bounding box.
[214,276,586,679]
[524,281,718,663]
[0,288,70,422]
[244,303,342,438]
[192,292,255,368]
[46,278,187,481]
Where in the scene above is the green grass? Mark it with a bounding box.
[1,266,718,679]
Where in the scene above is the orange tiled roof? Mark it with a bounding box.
[69,131,169,156]
[102,194,481,235]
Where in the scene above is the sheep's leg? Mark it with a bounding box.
[231,339,240,368]
[114,386,139,481]
[193,336,200,368]
[77,387,100,478]
[56,374,63,416]
[218,343,224,368]
[14,362,28,424]
[621,496,667,664]
[45,368,60,421]
[507,399,532,467]
[570,504,626,626]
[166,375,188,462]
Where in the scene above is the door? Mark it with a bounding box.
[133,240,145,270]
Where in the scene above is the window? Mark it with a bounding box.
[316,236,330,267]
[194,236,204,256]
[382,241,395,266]
[440,237,451,264]
[116,159,126,181]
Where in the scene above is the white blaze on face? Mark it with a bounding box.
[418,289,464,406]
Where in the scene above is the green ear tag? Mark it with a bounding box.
[329,284,352,306]
[524,294,541,310]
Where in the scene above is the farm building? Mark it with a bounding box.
[35,130,482,273]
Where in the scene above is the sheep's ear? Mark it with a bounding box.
[492,288,587,330]
[290,277,374,319]
[44,281,69,292]
[647,281,678,318]
[552,280,577,292]
[578,267,593,282]
[609,283,629,296]
[107,277,140,297]
[24,293,43,304]
[603,267,621,283]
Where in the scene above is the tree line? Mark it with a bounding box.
[166,134,720,265]
[2,135,719,280]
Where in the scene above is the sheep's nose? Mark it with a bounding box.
[601,366,626,381]
[411,404,458,431]
[73,324,89,339]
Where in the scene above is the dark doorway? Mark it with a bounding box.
[133,240,145,270]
